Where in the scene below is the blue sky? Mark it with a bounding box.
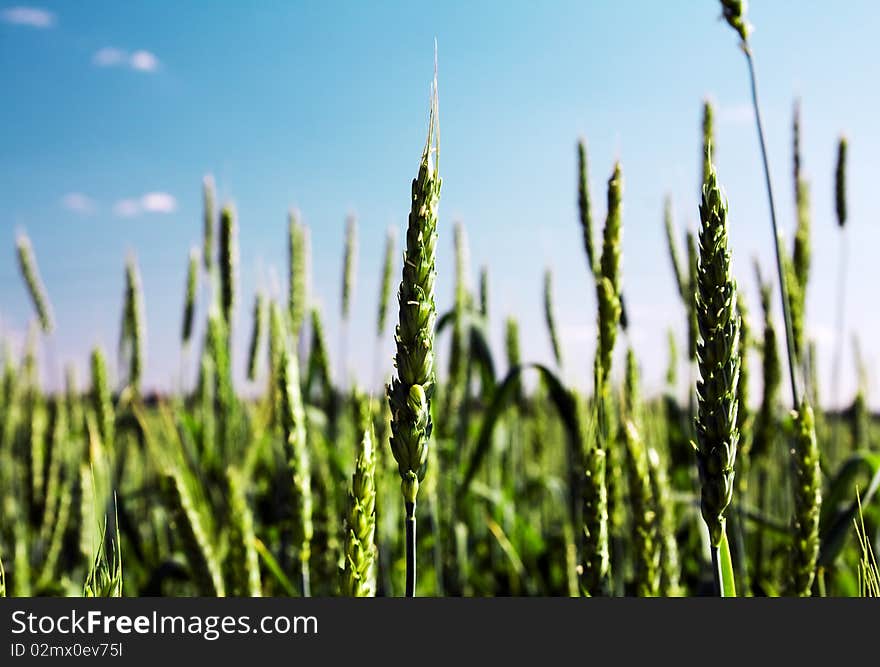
[1,1,879,409]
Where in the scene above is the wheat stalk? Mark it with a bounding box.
[386,75,441,597]
[274,301,313,596]
[694,147,740,595]
[719,0,799,408]
[582,162,623,597]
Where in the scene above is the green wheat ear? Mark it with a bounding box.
[835,136,848,228]
[663,196,686,300]
[288,210,308,336]
[219,204,238,332]
[387,81,441,508]
[622,348,659,597]
[478,265,489,320]
[734,292,753,493]
[225,466,262,597]
[753,265,781,463]
[182,247,200,346]
[386,73,441,597]
[246,291,266,382]
[274,301,313,596]
[788,402,821,596]
[341,391,378,597]
[119,255,145,396]
[543,268,564,369]
[16,232,54,334]
[693,147,740,551]
[577,138,597,275]
[341,214,358,321]
[90,347,115,455]
[377,226,397,337]
[505,317,523,405]
[702,99,715,185]
[720,0,751,43]
[202,174,216,272]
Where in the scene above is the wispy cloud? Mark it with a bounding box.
[129,50,159,72]
[113,199,140,217]
[140,192,176,213]
[92,47,126,67]
[0,6,55,28]
[61,192,97,215]
[92,47,160,73]
[114,192,177,218]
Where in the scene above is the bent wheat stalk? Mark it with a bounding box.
[719,0,799,407]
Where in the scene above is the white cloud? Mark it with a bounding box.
[92,47,126,67]
[61,192,96,215]
[113,199,141,218]
[129,50,159,72]
[140,192,176,213]
[113,192,177,217]
[92,47,160,73]
[0,6,55,28]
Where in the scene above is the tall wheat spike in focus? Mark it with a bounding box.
[694,146,739,596]
[387,73,441,598]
